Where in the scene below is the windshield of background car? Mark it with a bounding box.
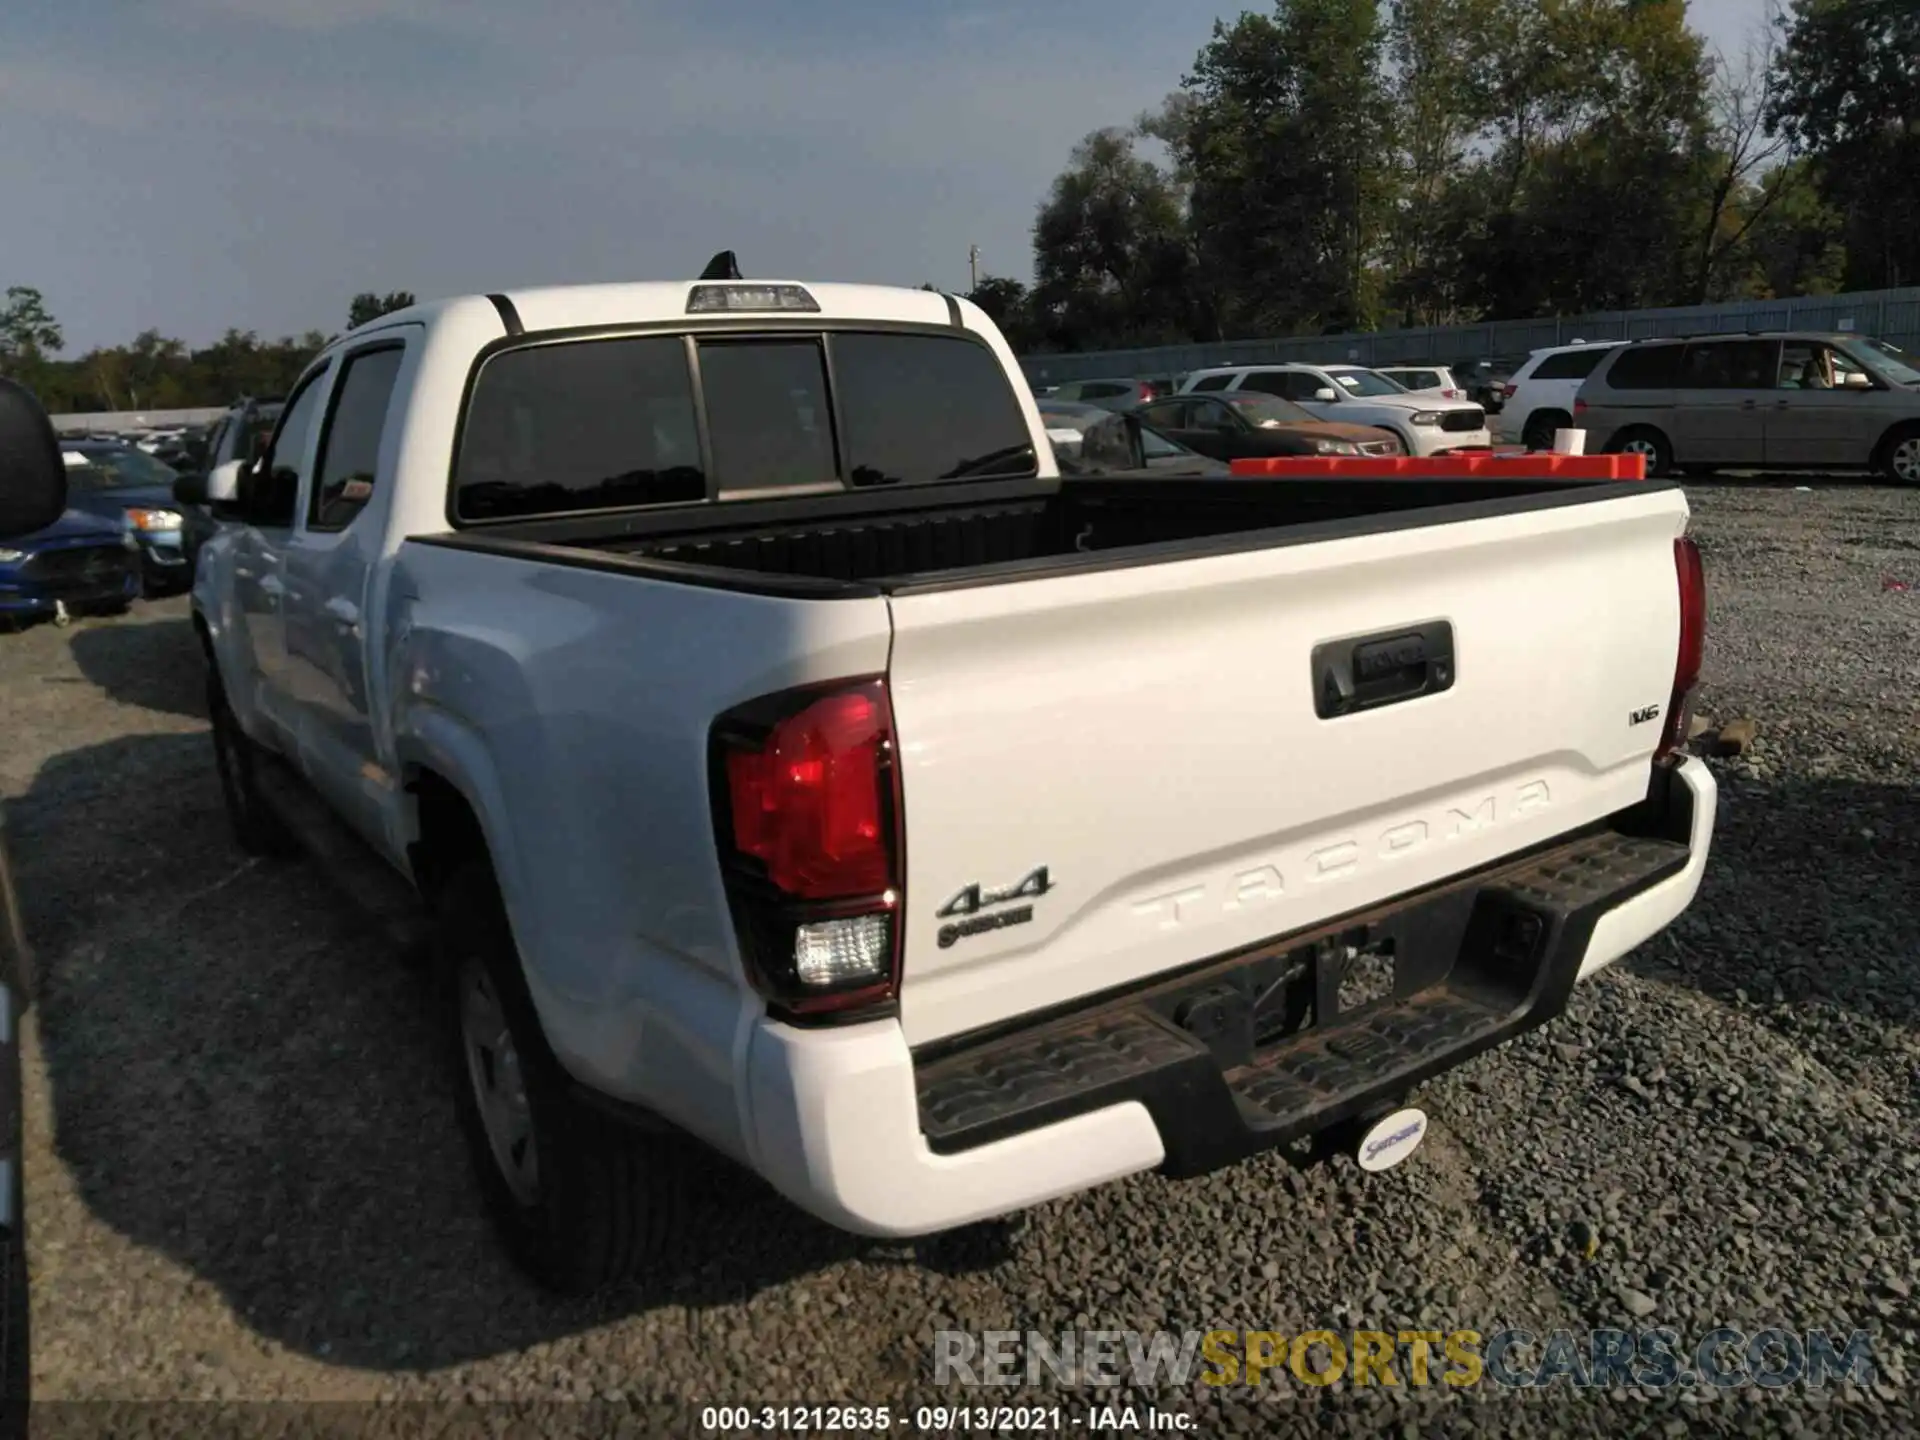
[1325,369,1405,397]
[69,447,178,488]
[1847,339,1920,386]
[1225,392,1315,426]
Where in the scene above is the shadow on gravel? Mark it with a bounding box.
[13,729,1015,1374]
[1625,766,1920,1030]
[66,616,205,721]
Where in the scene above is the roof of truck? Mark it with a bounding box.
[333,279,970,349]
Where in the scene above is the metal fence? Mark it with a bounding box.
[49,407,228,434]
[1017,287,1920,385]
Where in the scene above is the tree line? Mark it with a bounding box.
[0,291,415,416]
[974,0,1918,353]
[3,0,1915,397]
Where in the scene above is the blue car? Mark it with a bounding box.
[61,441,192,594]
[0,508,142,628]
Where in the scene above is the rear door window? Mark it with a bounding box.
[1603,345,1683,390]
[1189,373,1235,392]
[829,332,1036,486]
[1679,340,1779,390]
[1237,372,1290,398]
[453,336,705,521]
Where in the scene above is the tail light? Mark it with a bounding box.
[1140,384,1157,401]
[710,678,903,1021]
[1501,383,1518,399]
[1443,388,1459,398]
[1656,536,1706,761]
[1574,398,1589,416]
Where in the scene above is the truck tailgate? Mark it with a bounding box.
[884,487,1689,1048]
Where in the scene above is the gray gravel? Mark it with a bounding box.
[3,479,1917,1436]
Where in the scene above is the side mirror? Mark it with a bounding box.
[207,458,248,519]
[1842,372,1873,390]
[0,378,69,539]
[1314,388,1339,403]
[173,472,209,506]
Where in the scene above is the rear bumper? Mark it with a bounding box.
[743,757,1715,1238]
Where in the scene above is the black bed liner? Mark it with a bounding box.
[408,472,1677,600]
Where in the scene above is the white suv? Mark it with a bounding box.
[1497,342,1626,450]
[1374,365,1464,401]
[1181,364,1491,456]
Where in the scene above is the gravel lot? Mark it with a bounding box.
[3,479,1917,1436]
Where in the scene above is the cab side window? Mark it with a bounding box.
[251,372,329,528]
[309,347,405,531]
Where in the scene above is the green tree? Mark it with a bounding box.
[1169,0,1396,336]
[964,276,1040,350]
[1768,0,1920,289]
[1031,127,1195,350]
[347,290,417,328]
[0,286,64,381]
[1738,156,1848,298]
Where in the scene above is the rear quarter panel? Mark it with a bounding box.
[385,541,892,1160]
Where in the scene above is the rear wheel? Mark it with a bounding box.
[1520,410,1570,452]
[1876,424,1920,485]
[1611,426,1673,479]
[437,859,687,1295]
[207,674,297,857]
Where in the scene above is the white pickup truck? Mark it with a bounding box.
[183,261,1716,1294]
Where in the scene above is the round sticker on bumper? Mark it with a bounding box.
[1357,1107,1428,1172]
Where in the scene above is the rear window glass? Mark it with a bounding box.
[1190,373,1235,391]
[1603,345,1683,390]
[697,339,837,497]
[1532,348,1610,381]
[453,336,705,521]
[830,332,1036,486]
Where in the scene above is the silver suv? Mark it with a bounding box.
[1574,332,1920,481]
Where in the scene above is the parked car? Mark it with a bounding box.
[1497,342,1627,450]
[60,442,191,594]
[1046,377,1162,411]
[1452,355,1527,412]
[1573,331,1920,480]
[1180,363,1492,456]
[1037,399,1229,476]
[1133,391,1404,462]
[188,267,1713,1297]
[1373,365,1464,401]
[0,506,141,628]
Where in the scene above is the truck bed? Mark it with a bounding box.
[415,473,1672,597]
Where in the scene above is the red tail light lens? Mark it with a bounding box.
[1657,536,1706,760]
[713,679,903,1020]
[1574,397,1589,416]
[727,687,891,897]
[1502,383,1518,399]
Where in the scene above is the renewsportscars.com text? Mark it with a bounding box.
[933,1327,1878,1393]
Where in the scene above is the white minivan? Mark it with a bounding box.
[1180,364,1492,456]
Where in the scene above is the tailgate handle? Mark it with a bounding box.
[1312,622,1455,719]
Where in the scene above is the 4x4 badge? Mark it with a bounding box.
[937,866,1054,919]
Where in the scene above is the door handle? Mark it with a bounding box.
[1739,399,1759,410]
[324,596,362,634]
[1312,622,1456,719]
[1773,400,1791,410]
[258,574,285,598]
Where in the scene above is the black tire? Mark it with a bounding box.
[1520,410,1570,452]
[436,859,686,1295]
[207,673,297,858]
[1610,426,1674,479]
[1874,423,1920,485]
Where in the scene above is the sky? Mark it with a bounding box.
[2,0,1769,353]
